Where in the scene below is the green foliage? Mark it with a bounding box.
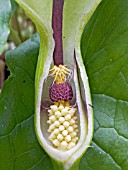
[81,0,128,169]
[0,0,128,169]
[0,34,52,170]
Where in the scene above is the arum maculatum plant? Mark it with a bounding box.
[16,0,102,169]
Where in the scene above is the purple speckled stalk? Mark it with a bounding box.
[52,0,64,66]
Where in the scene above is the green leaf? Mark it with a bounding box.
[0,34,53,170]
[0,0,11,54]
[1,0,128,170]
[80,0,128,169]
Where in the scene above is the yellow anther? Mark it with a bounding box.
[49,65,72,83]
[65,101,70,107]
[54,102,59,107]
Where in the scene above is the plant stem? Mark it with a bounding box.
[52,0,64,66]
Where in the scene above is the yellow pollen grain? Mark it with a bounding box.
[57,134,64,141]
[59,117,65,123]
[49,115,56,122]
[65,114,71,121]
[65,135,71,142]
[63,121,69,128]
[70,132,77,138]
[50,105,58,112]
[67,126,73,132]
[49,133,56,140]
[55,111,61,118]
[61,141,68,148]
[61,108,68,116]
[73,124,78,129]
[54,121,60,127]
[62,130,68,136]
[53,139,60,146]
[59,125,65,131]
[69,119,75,125]
[53,129,60,135]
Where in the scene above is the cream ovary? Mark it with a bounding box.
[47,102,79,150]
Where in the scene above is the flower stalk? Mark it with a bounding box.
[52,0,64,65]
[47,65,79,151]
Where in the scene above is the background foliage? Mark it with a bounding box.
[0,0,128,169]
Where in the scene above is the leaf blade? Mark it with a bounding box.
[0,34,52,170]
[80,0,128,169]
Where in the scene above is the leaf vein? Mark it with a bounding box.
[93,141,122,170]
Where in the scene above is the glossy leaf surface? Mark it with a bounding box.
[80,0,128,169]
[0,35,52,170]
[0,0,128,169]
